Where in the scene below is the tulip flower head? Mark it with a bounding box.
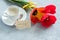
[30,5,56,28]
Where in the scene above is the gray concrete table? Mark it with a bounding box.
[0,0,60,40]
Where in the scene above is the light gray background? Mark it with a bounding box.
[0,0,60,40]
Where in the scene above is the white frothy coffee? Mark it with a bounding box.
[7,5,19,16]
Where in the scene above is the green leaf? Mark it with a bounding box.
[9,0,29,7]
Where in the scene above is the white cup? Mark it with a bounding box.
[2,5,27,26]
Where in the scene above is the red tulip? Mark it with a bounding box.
[40,15,56,28]
[45,5,56,14]
[30,5,56,28]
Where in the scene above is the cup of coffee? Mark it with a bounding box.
[2,5,27,26]
[2,5,20,26]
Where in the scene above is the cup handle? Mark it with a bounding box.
[18,12,27,21]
